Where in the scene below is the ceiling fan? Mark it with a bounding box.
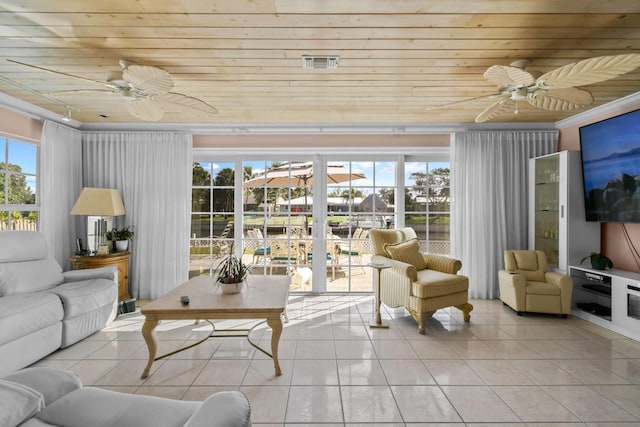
[439,53,640,123]
[7,59,218,121]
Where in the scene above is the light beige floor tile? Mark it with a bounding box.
[167,338,221,360]
[340,385,403,423]
[391,385,462,423]
[541,385,639,422]
[372,340,419,359]
[379,359,436,385]
[135,386,188,399]
[285,386,343,423]
[240,386,289,424]
[297,323,335,340]
[243,359,294,386]
[293,339,336,359]
[595,358,640,384]
[592,385,640,418]
[46,340,109,360]
[253,338,297,360]
[492,385,579,422]
[424,359,485,385]
[468,325,514,340]
[192,359,250,386]
[211,337,256,359]
[291,359,338,385]
[466,359,533,385]
[332,324,369,340]
[334,340,376,359]
[552,359,630,384]
[409,339,457,359]
[68,359,120,385]
[448,339,503,359]
[83,339,144,360]
[483,339,544,359]
[337,359,387,385]
[95,359,163,387]
[182,385,240,400]
[130,339,189,359]
[507,359,582,385]
[440,385,520,423]
[144,359,208,386]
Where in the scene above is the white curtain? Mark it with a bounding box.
[82,132,192,299]
[40,120,83,269]
[451,131,558,299]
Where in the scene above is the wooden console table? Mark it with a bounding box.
[70,251,130,300]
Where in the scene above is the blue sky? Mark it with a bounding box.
[3,138,38,191]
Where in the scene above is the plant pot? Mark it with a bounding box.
[115,240,129,252]
[591,258,608,270]
[219,281,244,294]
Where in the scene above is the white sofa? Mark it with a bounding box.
[0,367,252,427]
[0,231,118,376]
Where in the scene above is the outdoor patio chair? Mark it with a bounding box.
[338,228,368,271]
[269,239,301,274]
[248,228,271,264]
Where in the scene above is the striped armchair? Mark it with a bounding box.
[369,227,473,334]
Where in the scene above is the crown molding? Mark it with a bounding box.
[555,91,640,129]
[0,92,81,128]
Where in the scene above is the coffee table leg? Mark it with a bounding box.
[141,318,159,379]
[266,316,283,376]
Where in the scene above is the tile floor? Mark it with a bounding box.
[35,295,640,426]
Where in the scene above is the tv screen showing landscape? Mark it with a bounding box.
[579,108,640,223]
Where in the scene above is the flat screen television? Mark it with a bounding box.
[579,108,640,222]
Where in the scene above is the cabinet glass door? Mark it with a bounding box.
[533,155,559,268]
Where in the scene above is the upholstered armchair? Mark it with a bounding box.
[498,250,573,317]
[369,227,473,333]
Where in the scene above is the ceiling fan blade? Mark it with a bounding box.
[152,92,218,115]
[483,65,536,87]
[527,87,593,111]
[122,64,173,95]
[424,93,500,111]
[475,97,514,123]
[48,89,117,96]
[125,99,165,121]
[7,59,113,88]
[536,53,640,89]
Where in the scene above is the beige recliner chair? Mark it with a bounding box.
[498,250,573,317]
[369,227,473,333]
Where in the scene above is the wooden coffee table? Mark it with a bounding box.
[140,275,290,379]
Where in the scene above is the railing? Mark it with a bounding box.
[0,219,37,231]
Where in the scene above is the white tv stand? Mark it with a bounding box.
[569,265,640,342]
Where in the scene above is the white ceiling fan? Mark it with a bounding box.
[438,53,640,123]
[7,59,218,121]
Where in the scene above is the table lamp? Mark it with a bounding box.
[71,187,126,254]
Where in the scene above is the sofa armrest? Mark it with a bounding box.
[423,254,462,274]
[184,391,251,427]
[371,254,417,281]
[63,266,117,283]
[2,367,82,406]
[545,272,573,314]
[498,270,526,289]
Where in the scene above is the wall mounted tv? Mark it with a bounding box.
[579,108,640,223]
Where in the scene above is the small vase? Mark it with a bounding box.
[220,281,244,294]
[591,258,608,270]
[115,240,129,252]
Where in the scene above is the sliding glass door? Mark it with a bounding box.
[190,152,449,293]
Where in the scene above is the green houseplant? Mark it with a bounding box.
[107,226,135,252]
[216,245,249,294]
[580,252,613,270]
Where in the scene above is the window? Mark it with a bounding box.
[405,161,451,255]
[0,136,39,231]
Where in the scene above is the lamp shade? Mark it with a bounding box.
[71,187,126,216]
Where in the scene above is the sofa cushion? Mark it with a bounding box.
[526,281,561,296]
[37,387,200,427]
[0,258,64,296]
[0,379,45,427]
[514,250,539,271]
[0,292,63,345]
[413,269,469,298]
[47,279,117,319]
[384,239,427,271]
[0,231,49,263]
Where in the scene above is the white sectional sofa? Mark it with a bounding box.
[1,367,251,427]
[0,231,118,376]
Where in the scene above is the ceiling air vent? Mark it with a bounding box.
[302,56,339,69]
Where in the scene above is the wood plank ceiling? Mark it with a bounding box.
[0,0,639,125]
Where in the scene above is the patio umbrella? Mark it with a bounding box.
[244,161,366,230]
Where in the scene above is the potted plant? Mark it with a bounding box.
[107,226,135,252]
[216,245,249,294]
[580,252,613,270]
